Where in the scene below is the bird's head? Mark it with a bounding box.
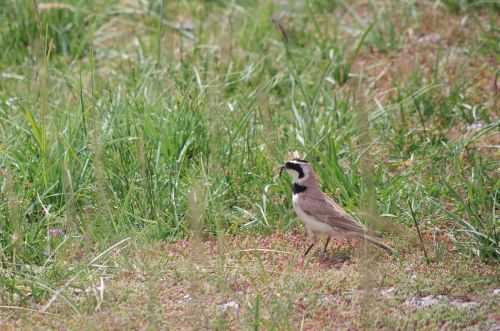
[280,158,313,183]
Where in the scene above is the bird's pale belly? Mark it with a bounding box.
[293,196,333,234]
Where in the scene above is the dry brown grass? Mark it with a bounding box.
[2,232,498,330]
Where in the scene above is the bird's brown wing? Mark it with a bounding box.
[297,193,365,234]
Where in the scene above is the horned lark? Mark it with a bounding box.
[280,158,393,258]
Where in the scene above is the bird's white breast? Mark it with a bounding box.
[292,194,333,234]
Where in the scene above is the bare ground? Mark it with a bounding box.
[1,232,499,330]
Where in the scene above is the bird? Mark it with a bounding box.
[280,158,393,259]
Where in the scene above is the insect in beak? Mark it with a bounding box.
[279,166,285,176]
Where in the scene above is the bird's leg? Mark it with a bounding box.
[323,237,331,254]
[304,242,315,257]
[299,230,316,266]
[299,242,315,267]
[304,228,316,257]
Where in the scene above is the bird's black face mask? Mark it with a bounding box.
[283,161,305,179]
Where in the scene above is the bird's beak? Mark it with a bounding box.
[279,165,285,176]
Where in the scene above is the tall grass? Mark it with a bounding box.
[0,0,498,305]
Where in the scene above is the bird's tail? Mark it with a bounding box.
[361,234,394,255]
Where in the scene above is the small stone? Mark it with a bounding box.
[381,287,396,297]
[218,300,240,314]
[177,294,192,304]
[466,122,484,132]
[417,33,441,44]
[406,295,440,308]
[318,294,336,305]
[450,299,479,309]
